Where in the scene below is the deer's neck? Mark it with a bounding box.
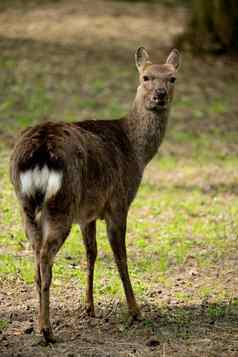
[123,98,169,171]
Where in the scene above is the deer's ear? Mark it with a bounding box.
[166,49,181,71]
[135,47,151,72]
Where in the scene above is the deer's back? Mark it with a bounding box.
[10,120,141,224]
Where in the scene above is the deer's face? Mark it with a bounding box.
[135,48,180,112]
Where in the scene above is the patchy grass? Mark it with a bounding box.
[1,147,238,300]
[0,0,238,356]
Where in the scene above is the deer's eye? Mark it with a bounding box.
[143,76,149,82]
[170,77,176,84]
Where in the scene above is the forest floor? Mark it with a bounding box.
[0,1,238,356]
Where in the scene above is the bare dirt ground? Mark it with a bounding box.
[1,275,238,357]
[0,1,238,356]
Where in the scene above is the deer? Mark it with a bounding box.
[10,47,181,343]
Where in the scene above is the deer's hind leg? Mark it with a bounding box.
[38,211,72,343]
[80,221,97,317]
[23,210,43,327]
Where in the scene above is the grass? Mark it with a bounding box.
[1,141,238,303]
[0,1,238,354]
[0,58,238,295]
[0,319,9,332]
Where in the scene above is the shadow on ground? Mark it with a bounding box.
[1,1,238,356]
[0,285,237,357]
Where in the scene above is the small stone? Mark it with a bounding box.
[145,337,160,347]
[24,326,34,334]
[189,268,198,276]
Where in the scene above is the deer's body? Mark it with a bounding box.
[10,48,180,343]
[11,120,141,225]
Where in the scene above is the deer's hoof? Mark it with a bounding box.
[85,304,95,318]
[128,310,143,326]
[42,327,56,344]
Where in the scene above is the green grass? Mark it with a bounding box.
[0,3,237,356]
[0,319,9,332]
[1,142,238,305]
[0,41,238,313]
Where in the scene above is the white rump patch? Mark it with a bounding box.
[20,166,62,200]
[45,170,63,200]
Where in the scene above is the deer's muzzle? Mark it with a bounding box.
[151,88,168,109]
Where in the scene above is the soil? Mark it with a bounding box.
[1,276,238,357]
[0,1,238,356]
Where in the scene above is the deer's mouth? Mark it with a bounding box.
[154,98,166,106]
[148,96,168,110]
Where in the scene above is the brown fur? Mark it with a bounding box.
[10,48,181,343]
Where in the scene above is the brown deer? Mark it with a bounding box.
[10,48,180,343]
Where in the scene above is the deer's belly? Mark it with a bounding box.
[73,188,109,225]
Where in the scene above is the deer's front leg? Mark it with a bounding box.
[80,221,97,317]
[106,217,140,319]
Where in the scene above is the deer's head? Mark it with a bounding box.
[135,47,181,112]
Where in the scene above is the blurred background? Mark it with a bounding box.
[0,0,237,155]
[0,1,238,356]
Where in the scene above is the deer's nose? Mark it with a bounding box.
[155,88,167,99]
